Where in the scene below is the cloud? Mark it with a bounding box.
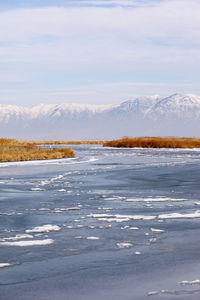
[71,0,150,7]
[0,0,200,105]
[1,81,200,107]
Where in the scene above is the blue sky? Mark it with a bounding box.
[0,0,200,106]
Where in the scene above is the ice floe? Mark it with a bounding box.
[149,238,157,243]
[39,174,64,186]
[52,206,81,213]
[65,225,84,229]
[86,236,100,240]
[88,210,200,223]
[1,234,33,241]
[117,242,133,249]
[148,291,159,296]
[178,280,200,285]
[158,211,200,219]
[0,239,54,246]
[26,224,61,233]
[97,207,112,210]
[103,196,126,201]
[31,187,44,191]
[103,225,112,229]
[0,263,13,268]
[88,213,156,222]
[126,197,186,202]
[150,228,165,233]
[147,288,200,296]
[121,225,139,230]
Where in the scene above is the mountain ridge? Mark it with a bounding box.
[1,93,200,139]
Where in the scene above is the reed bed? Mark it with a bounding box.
[103,137,200,148]
[0,138,75,162]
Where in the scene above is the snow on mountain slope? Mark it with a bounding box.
[29,103,114,119]
[148,94,200,118]
[0,105,28,123]
[112,95,161,115]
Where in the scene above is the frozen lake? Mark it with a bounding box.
[1,145,200,299]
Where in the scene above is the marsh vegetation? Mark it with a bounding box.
[103,137,200,148]
[0,139,75,162]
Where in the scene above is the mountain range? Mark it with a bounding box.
[1,93,200,139]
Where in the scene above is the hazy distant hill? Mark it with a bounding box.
[1,94,200,139]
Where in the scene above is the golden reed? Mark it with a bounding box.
[0,139,75,162]
[103,137,200,148]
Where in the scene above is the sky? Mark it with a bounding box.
[0,0,200,106]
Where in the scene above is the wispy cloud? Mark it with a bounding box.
[1,81,200,107]
[0,0,199,105]
[71,0,152,7]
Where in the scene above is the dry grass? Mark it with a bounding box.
[0,138,75,162]
[27,140,103,145]
[103,137,200,148]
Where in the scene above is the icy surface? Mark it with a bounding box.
[1,145,200,299]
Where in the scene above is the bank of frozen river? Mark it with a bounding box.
[1,145,200,299]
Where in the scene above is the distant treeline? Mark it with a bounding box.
[0,139,75,162]
[103,137,200,148]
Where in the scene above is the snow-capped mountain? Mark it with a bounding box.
[148,93,200,119]
[1,94,200,139]
[111,95,161,115]
[29,103,114,120]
